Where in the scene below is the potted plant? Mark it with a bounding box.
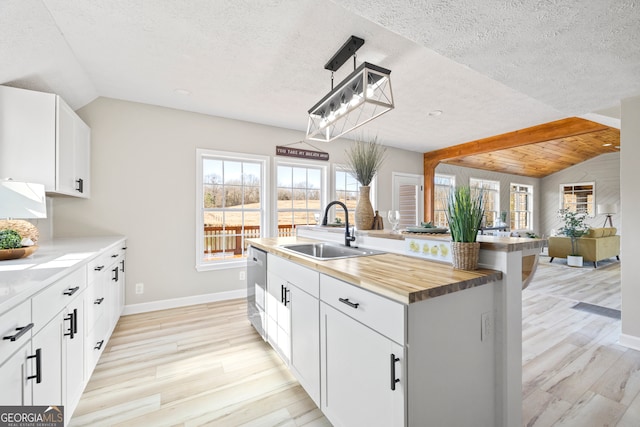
[444,185,485,270]
[344,137,387,230]
[558,208,589,267]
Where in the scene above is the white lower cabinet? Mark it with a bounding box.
[0,342,32,405]
[289,283,320,406]
[320,279,405,427]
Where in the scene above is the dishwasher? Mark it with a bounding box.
[247,246,267,340]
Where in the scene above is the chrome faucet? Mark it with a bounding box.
[321,201,356,247]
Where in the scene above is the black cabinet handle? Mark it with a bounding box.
[63,286,80,296]
[27,348,42,383]
[94,265,105,271]
[76,178,84,193]
[338,298,359,309]
[64,309,78,339]
[390,353,400,391]
[122,247,127,250]
[284,288,290,306]
[3,323,34,342]
[111,254,118,258]
[120,259,125,273]
[280,284,285,304]
[112,267,119,282]
[94,340,104,350]
[94,297,104,305]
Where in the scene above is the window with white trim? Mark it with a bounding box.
[334,166,358,224]
[196,149,268,270]
[276,161,325,233]
[510,183,533,231]
[470,178,500,227]
[560,182,595,216]
[434,174,455,227]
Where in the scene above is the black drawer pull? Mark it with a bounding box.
[27,348,42,383]
[111,254,118,258]
[94,297,105,305]
[94,340,104,350]
[94,265,105,271]
[76,178,84,193]
[390,353,400,390]
[338,298,359,309]
[63,286,80,296]
[3,323,34,342]
[112,267,119,282]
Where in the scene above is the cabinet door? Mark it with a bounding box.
[320,302,405,427]
[31,317,63,406]
[289,284,320,406]
[0,343,32,405]
[63,294,85,421]
[74,117,91,198]
[56,98,81,196]
[266,271,290,362]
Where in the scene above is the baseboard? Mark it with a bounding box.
[122,289,247,315]
[619,333,640,351]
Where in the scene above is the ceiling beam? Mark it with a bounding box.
[422,117,610,222]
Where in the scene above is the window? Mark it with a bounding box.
[560,182,595,216]
[276,161,325,232]
[470,178,500,227]
[196,149,268,270]
[334,166,358,224]
[434,174,455,227]
[510,183,533,231]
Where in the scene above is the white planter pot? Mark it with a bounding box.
[567,255,583,267]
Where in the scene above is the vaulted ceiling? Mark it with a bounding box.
[1,1,637,154]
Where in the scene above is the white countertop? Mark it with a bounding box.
[0,236,126,314]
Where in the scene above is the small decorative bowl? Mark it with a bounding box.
[0,245,38,261]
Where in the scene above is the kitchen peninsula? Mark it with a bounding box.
[248,227,544,427]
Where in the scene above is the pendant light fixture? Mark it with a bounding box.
[306,36,394,142]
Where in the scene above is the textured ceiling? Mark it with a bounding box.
[1,0,637,153]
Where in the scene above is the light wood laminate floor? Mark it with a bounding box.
[71,256,635,426]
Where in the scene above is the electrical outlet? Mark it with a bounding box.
[135,283,144,294]
[481,311,493,341]
[239,271,246,280]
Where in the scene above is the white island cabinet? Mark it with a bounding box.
[0,85,90,198]
[249,237,507,427]
[266,254,320,406]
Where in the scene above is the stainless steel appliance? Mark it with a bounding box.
[247,246,267,340]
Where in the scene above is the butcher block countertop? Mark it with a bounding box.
[248,236,503,304]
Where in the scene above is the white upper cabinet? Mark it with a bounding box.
[0,85,90,198]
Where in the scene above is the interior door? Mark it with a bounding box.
[392,173,423,227]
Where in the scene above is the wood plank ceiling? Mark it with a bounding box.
[421,117,620,221]
[440,123,620,178]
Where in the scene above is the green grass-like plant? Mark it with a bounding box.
[445,186,485,243]
[344,137,387,186]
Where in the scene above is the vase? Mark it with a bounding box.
[450,241,481,270]
[355,186,375,230]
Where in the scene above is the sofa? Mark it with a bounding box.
[548,227,620,268]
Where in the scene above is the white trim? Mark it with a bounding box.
[122,289,247,315]
[619,333,640,351]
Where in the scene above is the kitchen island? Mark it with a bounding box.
[248,230,544,427]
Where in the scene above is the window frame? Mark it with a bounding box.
[559,182,595,217]
[510,183,533,231]
[434,173,455,228]
[470,177,500,227]
[195,149,270,272]
[274,157,328,233]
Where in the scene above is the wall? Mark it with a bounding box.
[620,95,640,350]
[52,98,423,310]
[435,163,541,234]
[539,153,621,236]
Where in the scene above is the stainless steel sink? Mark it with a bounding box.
[278,242,385,260]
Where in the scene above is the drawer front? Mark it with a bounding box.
[88,253,110,284]
[269,254,319,297]
[86,279,107,333]
[85,317,108,378]
[320,274,405,344]
[32,267,86,333]
[0,300,32,365]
